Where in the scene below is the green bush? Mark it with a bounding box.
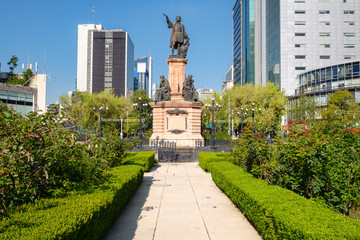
[198,152,231,172]
[0,105,137,213]
[209,162,360,240]
[233,123,360,215]
[122,151,156,172]
[0,165,143,240]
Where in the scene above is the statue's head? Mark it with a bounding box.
[188,74,193,79]
[160,75,165,79]
[176,16,181,22]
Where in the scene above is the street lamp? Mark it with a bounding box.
[93,106,108,137]
[237,107,248,135]
[251,103,261,133]
[205,98,221,149]
[133,97,148,148]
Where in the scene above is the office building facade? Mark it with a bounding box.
[233,0,264,86]
[77,24,134,97]
[290,60,360,107]
[233,0,360,96]
[134,56,153,98]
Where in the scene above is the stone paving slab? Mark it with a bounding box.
[104,163,262,240]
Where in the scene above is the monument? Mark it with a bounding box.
[149,14,203,147]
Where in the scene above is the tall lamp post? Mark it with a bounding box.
[251,103,261,133]
[205,98,221,149]
[133,97,148,148]
[237,107,248,135]
[94,107,108,137]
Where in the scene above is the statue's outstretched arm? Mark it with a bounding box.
[163,13,172,28]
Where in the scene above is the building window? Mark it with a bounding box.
[344,44,355,48]
[320,55,330,59]
[295,33,306,36]
[295,55,306,59]
[344,56,355,59]
[319,10,330,14]
[295,0,305,2]
[344,0,354,2]
[344,10,355,14]
[295,44,306,48]
[295,10,306,14]
[319,32,330,36]
[320,21,330,25]
[344,33,355,37]
[295,21,306,25]
[319,0,330,2]
[319,44,331,48]
[295,66,306,70]
[344,21,355,26]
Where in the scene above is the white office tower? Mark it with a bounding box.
[77,24,103,92]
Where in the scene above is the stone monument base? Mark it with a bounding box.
[149,100,204,148]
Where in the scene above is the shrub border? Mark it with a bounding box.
[200,153,360,239]
[0,151,156,239]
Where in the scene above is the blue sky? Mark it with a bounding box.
[0,0,234,105]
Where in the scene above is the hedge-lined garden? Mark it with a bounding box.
[199,153,360,239]
[0,104,156,239]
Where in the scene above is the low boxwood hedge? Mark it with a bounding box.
[122,151,156,172]
[198,152,231,172]
[0,165,144,240]
[209,161,360,239]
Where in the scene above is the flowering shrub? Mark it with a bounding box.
[233,123,360,215]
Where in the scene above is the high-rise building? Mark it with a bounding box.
[134,56,153,98]
[233,0,360,96]
[233,0,264,86]
[222,65,234,94]
[76,24,134,97]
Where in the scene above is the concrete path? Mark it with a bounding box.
[104,163,262,240]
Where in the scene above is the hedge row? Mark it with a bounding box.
[198,152,231,172]
[122,151,156,172]
[209,161,360,239]
[0,164,145,240]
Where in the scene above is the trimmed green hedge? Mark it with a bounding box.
[122,151,156,172]
[209,162,360,239]
[198,152,231,172]
[0,165,143,240]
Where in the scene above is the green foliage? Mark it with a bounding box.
[198,152,231,172]
[129,89,153,133]
[288,95,317,125]
[212,83,287,138]
[209,161,360,240]
[0,105,136,213]
[122,151,156,172]
[233,122,360,215]
[215,131,232,140]
[7,55,18,74]
[320,90,359,124]
[0,165,144,240]
[59,90,132,136]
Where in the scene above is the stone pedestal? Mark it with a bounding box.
[150,58,204,147]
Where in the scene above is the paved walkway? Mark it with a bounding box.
[104,163,262,240]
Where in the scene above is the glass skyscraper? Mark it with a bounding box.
[233,0,263,86]
[233,0,360,96]
[134,56,153,98]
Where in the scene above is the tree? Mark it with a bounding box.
[59,90,132,136]
[7,55,18,74]
[229,83,287,137]
[320,90,359,124]
[129,90,153,135]
[288,95,318,126]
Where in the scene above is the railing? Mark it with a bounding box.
[140,139,176,148]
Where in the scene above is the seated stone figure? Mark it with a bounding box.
[155,75,171,102]
[183,74,199,102]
